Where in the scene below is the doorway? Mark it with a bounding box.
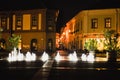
[30,39,38,52]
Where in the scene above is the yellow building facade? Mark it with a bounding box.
[60,8,120,51]
[0,9,59,53]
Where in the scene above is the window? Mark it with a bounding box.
[16,15,22,30]
[91,18,98,29]
[47,16,54,31]
[31,14,38,30]
[105,18,111,28]
[48,21,53,30]
[1,16,7,30]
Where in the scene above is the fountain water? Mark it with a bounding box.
[86,53,95,61]
[81,53,87,61]
[54,51,62,61]
[54,51,78,61]
[7,47,37,62]
[68,51,78,61]
[7,47,106,63]
[40,51,49,62]
[81,53,95,62]
[7,47,51,62]
[25,52,36,61]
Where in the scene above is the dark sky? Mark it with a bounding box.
[0,0,120,32]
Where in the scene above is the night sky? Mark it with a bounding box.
[0,0,120,32]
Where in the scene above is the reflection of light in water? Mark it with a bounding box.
[68,51,78,61]
[55,51,62,61]
[40,51,49,62]
[7,47,36,62]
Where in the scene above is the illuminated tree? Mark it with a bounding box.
[8,34,21,50]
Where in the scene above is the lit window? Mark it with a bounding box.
[91,18,98,29]
[105,18,111,28]
[1,16,7,30]
[31,14,38,30]
[16,15,22,30]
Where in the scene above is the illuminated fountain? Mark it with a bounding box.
[54,51,62,61]
[7,48,23,62]
[68,51,78,61]
[86,53,95,61]
[25,52,36,61]
[40,51,49,62]
[54,51,78,62]
[7,47,50,62]
[81,53,95,62]
[16,50,24,61]
[53,50,108,62]
[7,47,37,62]
[81,53,87,61]
[7,47,107,62]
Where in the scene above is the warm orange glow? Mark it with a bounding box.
[63,32,65,35]
[69,30,71,32]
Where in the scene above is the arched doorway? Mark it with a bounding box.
[30,39,38,52]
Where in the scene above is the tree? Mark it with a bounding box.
[8,34,21,50]
[84,39,98,51]
[103,29,120,62]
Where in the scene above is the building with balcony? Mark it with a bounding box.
[59,8,120,51]
[0,9,59,53]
